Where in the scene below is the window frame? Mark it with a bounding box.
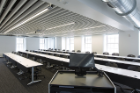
[104,34,119,54]
[67,37,74,51]
[16,37,26,51]
[40,38,45,49]
[83,36,92,52]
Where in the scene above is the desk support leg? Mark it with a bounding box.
[27,67,42,85]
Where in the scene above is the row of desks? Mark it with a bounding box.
[34,50,140,61]
[19,51,140,79]
[3,53,43,85]
[32,50,140,68]
[18,51,140,89]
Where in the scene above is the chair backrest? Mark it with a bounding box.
[127,54,135,57]
[105,62,118,68]
[128,66,140,72]
[138,55,140,58]
[112,53,119,56]
[85,51,90,54]
[77,50,81,52]
[30,50,33,52]
[66,50,69,53]
[62,49,65,51]
[116,58,125,61]
[103,52,109,55]
[92,52,97,54]
[26,50,28,51]
[72,50,75,52]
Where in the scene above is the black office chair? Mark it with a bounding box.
[55,54,60,57]
[105,62,118,68]
[30,50,34,52]
[127,66,140,93]
[34,67,45,79]
[62,49,65,51]
[112,53,119,56]
[127,54,135,57]
[127,66,140,72]
[85,51,90,54]
[92,52,97,54]
[65,50,69,53]
[62,55,68,59]
[115,57,125,61]
[77,50,81,53]
[103,52,109,55]
[72,50,75,52]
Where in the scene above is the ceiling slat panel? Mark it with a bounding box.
[0,0,17,23]
[0,0,38,32]
[1,0,27,28]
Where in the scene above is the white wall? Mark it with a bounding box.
[0,36,16,56]
[92,35,104,54]
[119,31,139,56]
[26,37,40,50]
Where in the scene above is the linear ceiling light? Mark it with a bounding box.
[46,22,75,30]
[45,25,105,35]
[4,8,49,34]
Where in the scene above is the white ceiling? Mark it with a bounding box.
[1,0,137,37]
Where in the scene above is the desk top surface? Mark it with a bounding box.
[4,53,43,68]
[96,54,140,60]
[51,71,114,88]
[35,50,140,60]
[19,51,140,79]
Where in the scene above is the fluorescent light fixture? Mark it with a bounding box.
[46,22,75,30]
[70,25,105,32]
[4,8,49,34]
[45,25,105,35]
[25,31,35,34]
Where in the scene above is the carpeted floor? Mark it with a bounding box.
[0,58,55,93]
[0,57,132,93]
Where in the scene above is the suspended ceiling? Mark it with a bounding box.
[0,0,123,37]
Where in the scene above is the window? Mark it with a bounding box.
[104,34,119,54]
[16,37,25,51]
[82,36,92,52]
[67,37,74,51]
[47,38,55,49]
[40,38,45,49]
[62,37,66,50]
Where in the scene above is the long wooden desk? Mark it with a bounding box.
[3,53,43,85]
[18,51,140,89]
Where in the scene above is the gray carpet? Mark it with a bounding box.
[0,57,132,93]
[0,58,55,93]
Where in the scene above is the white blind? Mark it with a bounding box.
[40,38,45,49]
[16,38,25,51]
[47,38,55,49]
[62,37,65,50]
[82,36,92,52]
[104,34,119,54]
[67,37,74,51]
